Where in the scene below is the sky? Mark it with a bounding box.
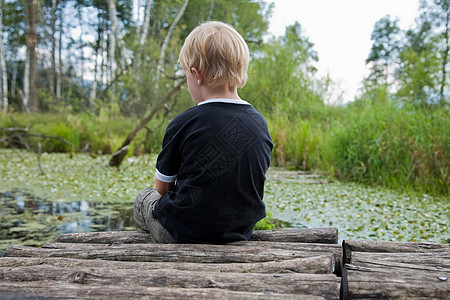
[267,0,421,102]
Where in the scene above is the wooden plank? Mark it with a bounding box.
[350,251,450,269]
[341,263,450,300]
[0,264,340,299]
[348,257,450,274]
[4,241,341,263]
[4,241,343,275]
[343,240,450,263]
[54,228,338,244]
[251,228,338,244]
[0,254,335,274]
[54,230,155,244]
[0,281,325,300]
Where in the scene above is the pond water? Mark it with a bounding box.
[0,149,448,254]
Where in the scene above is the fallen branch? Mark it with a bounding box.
[0,126,76,150]
[109,79,185,168]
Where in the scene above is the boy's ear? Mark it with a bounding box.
[191,67,203,85]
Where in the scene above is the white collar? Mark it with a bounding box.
[197,98,251,106]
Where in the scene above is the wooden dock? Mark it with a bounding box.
[0,228,448,299]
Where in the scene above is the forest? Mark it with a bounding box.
[0,0,448,196]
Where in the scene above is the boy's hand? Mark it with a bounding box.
[155,178,174,196]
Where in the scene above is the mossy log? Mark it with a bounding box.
[341,263,450,300]
[0,254,335,274]
[343,240,450,263]
[54,228,339,244]
[0,264,340,299]
[0,282,325,300]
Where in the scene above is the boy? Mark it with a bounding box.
[133,21,273,244]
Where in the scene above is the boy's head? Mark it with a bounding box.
[178,21,250,89]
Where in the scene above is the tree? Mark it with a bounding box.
[27,0,38,112]
[49,0,58,98]
[396,0,448,106]
[363,15,401,102]
[156,0,189,85]
[241,22,320,118]
[0,0,8,113]
[428,0,449,104]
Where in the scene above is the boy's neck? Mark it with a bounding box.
[195,84,241,104]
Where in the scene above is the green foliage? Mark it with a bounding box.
[266,100,449,196]
[0,113,167,156]
[241,22,322,119]
[268,115,322,170]
[397,46,442,106]
[254,211,287,230]
[321,102,449,195]
[363,0,449,107]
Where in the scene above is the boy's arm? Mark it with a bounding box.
[155,178,174,196]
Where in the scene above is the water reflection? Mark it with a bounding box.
[0,189,136,254]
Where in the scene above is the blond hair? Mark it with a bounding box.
[178,21,250,88]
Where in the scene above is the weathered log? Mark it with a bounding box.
[341,263,450,300]
[4,241,343,275]
[54,230,155,244]
[251,228,338,244]
[350,251,450,269]
[0,265,340,299]
[54,228,338,244]
[348,257,450,274]
[0,254,335,274]
[0,281,325,300]
[343,239,450,263]
[5,241,341,261]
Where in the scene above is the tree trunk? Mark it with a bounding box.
[89,10,103,112]
[140,0,153,46]
[206,0,215,20]
[0,254,335,274]
[23,46,30,112]
[77,2,84,83]
[107,0,129,73]
[27,0,38,112]
[50,0,57,97]
[0,282,320,300]
[11,61,17,97]
[56,1,62,103]
[107,0,115,83]
[440,7,449,104]
[156,0,189,83]
[0,0,8,113]
[108,79,185,168]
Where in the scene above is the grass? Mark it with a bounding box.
[267,102,449,196]
[0,112,168,157]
